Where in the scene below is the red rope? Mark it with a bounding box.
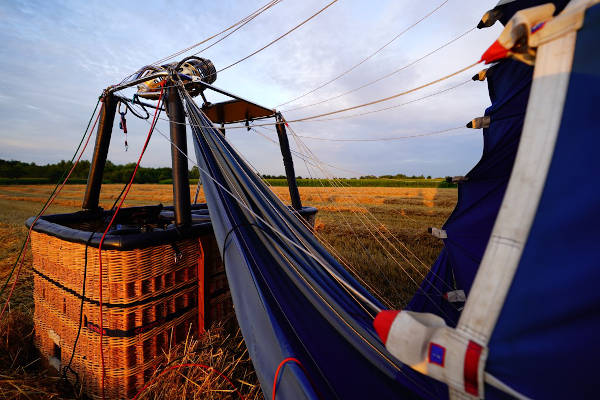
[131,363,244,400]
[98,82,165,400]
[272,357,315,400]
[0,109,101,321]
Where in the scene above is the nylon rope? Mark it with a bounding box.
[147,106,440,399]
[282,26,475,112]
[0,105,101,321]
[287,61,481,123]
[215,0,338,75]
[97,82,165,400]
[152,61,480,131]
[118,0,282,84]
[276,0,451,108]
[182,86,457,321]
[308,79,472,123]
[0,98,100,303]
[152,0,281,66]
[285,123,459,316]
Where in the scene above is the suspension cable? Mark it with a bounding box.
[283,27,475,113]
[216,0,338,75]
[286,61,480,123]
[277,0,451,108]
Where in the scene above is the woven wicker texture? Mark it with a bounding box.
[30,219,233,399]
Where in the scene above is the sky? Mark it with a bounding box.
[0,0,503,178]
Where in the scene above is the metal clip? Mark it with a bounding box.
[472,68,489,81]
[466,115,491,129]
[444,290,466,303]
[446,176,468,184]
[428,227,448,239]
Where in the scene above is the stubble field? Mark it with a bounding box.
[0,184,456,398]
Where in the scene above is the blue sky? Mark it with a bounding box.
[0,0,502,177]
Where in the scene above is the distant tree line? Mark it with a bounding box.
[1,159,441,184]
[260,174,438,180]
[0,159,200,184]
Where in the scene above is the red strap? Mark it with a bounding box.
[464,341,483,396]
[373,310,401,345]
[480,40,510,64]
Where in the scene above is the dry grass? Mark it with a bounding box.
[0,184,456,398]
[137,322,261,400]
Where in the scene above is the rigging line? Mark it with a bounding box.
[277,0,451,108]
[286,123,460,300]
[289,126,466,142]
[158,61,480,131]
[309,79,472,122]
[287,60,481,123]
[117,0,282,84]
[188,89,450,318]
[283,26,475,112]
[258,123,450,280]
[290,142,401,308]
[98,84,165,400]
[216,137,379,320]
[0,107,101,322]
[154,0,281,65]
[0,98,101,301]
[287,138,443,293]
[189,0,283,58]
[287,123,452,280]
[295,147,457,319]
[185,101,440,390]
[216,0,338,75]
[274,121,452,279]
[249,127,395,308]
[252,126,364,175]
[148,109,382,314]
[150,109,450,399]
[184,92,344,285]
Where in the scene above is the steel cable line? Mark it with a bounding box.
[308,79,471,122]
[285,123,462,309]
[152,0,282,66]
[285,124,458,319]
[287,125,466,142]
[187,1,283,58]
[283,27,475,113]
[286,61,481,123]
[155,61,479,133]
[117,0,282,84]
[228,126,396,308]
[177,94,447,397]
[143,102,446,399]
[216,0,339,75]
[0,99,100,303]
[276,0,450,108]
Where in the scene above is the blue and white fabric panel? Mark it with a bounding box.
[487,4,600,398]
[407,60,533,326]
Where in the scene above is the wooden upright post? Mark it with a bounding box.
[275,113,302,211]
[166,83,192,227]
[82,93,117,210]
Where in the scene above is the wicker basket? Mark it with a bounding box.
[28,205,233,399]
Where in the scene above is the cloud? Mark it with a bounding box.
[0,0,502,177]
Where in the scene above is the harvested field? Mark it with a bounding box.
[0,184,456,398]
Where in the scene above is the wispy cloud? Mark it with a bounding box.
[0,0,501,177]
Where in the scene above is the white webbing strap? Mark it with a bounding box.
[452,2,582,398]
[374,1,595,398]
